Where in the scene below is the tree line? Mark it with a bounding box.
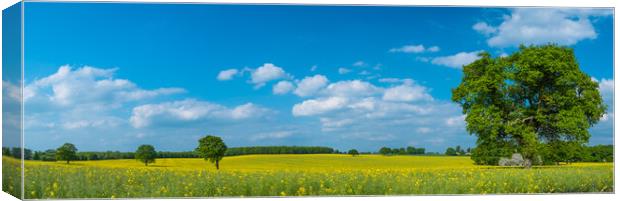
[444,146,471,156]
[2,145,338,161]
[378,146,426,155]
[3,142,612,166]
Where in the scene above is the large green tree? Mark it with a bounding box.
[195,135,228,170]
[451,44,606,166]
[135,144,157,166]
[56,143,77,164]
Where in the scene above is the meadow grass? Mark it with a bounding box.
[2,154,613,199]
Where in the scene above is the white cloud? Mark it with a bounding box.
[431,51,482,69]
[476,8,612,47]
[231,103,269,119]
[427,46,440,52]
[389,44,440,53]
[310,65,318,72]
[323,80,381,97]
[130,99,270,128]
[445,115,466,127]
[62,118,123,130]
[353,61,366,67]
[292,96,348,116]
[597,78,613,100]
[217,69,239,81]
[294,75,329,97]
[416,127,433,134]
[287,75,470,149]
[2,80,21,102]
[251,131,294,140]
[378,78,414,84]
[250,63,289,88]
[472,22,498,36]
[383,82,433,102]
[272,80,295,95]
[320,118,355,132]
[338,67,352,74]
[25,65,185,106]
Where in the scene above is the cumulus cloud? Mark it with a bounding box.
[338,67,352,74]
[596,78,613,101]
[322,80,382,97]
[250,63,290,88]
[474,8,612,47]
[22,65,189,139]
[130,99,271,128]
[25,65,185,106]
[272,80,295,95]
[217,69,239,81]
[383,81,433,102]
[294,75,329,97]
[472,22,498,36]
[445,115,466,127]
[292,96,349,116]
[389,44,440,53]
[353,61,366,67]
[589,77,614,145]
[2,80,21,102]
[287,75,471,148]
[431,51,482,69]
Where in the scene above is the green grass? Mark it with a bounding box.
[2,155,613,199]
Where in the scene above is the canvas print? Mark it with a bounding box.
[1,1,615,199]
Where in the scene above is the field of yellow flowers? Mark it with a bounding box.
[2,154,613,199]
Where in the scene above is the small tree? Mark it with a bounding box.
[445,147,457,156]
[56,143,77,164]
[379,147,391,155]
[135,144,157,166]
[348,149,359,157]
[195,135,227,170]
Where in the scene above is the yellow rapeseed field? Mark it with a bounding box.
[1,154,613,199]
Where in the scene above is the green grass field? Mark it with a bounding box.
[2,154,614,198]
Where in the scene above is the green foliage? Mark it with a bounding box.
[195,135,228,170]
[452,44,606,165]
[56,143,78,164]
[379,147,391,155]
[347,149,359,156]
[378,146,425,155]
[583,145,613,162]
[445,147,457,156]
[2,147,10,156]
[135,145,157,166]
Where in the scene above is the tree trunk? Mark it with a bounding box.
[66,160,69,164]
[145,161,148,166]
[216,160,220,170]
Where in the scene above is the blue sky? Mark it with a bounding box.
[15,3,613,152]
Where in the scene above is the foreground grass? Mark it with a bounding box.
[2,155,613,198]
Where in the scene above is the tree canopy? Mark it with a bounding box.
[195,135,228,170]
[348,149,359,156]
[452,44,606,166]
[56,143,78,164]
[135,144,157,166]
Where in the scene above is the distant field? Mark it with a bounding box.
[2,155,613,198]
[24,154,479,170]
